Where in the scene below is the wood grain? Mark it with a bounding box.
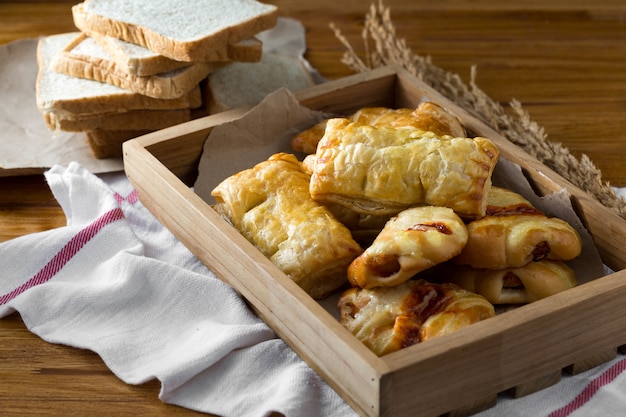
[1,1,625,416]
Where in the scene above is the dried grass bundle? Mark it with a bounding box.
[330,0,626,220]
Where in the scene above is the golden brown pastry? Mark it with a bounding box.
[442,260,577,304]
[337,279,495,356]
[308,118,499,219]
[347,206,468,288]
[211,153,363,299]
[453,187,583,269]
[291,102,467,154]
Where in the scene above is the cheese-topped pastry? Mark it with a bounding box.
[211,153,363,299]
[453,187,583,269]
[338,279,495,356]
[348,206,468,288]
[291,102,467,154]
[309,118,499,219]
[443,260,577,304]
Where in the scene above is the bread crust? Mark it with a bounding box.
[71,0,278,62]
[89,32,262,76]
[36,33,202,114]
[52,34,222,99]
[44,108,191,131]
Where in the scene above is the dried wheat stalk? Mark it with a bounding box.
[330,0,626,220]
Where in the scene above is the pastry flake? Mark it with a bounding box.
[211,152,363,299]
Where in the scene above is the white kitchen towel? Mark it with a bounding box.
[0,162,355,417]
[1,162,626,417]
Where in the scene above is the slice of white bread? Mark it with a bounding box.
[72,0,278,62]
[43,108,191,132]
[37,33,202,118]
[51,33,223,99]
[207,52,316,113]
[89,32,263,76]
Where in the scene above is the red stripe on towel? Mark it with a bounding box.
[114,189,139,205]
[0,207,125,305]
[548,357,626,417]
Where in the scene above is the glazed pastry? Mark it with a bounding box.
[453,187,583,269]
[211,152,363,299]
[337,279,495,356]
[348,206,468,288]
[291,102,467,154]
[442,260,577,304]
[308,118,499,219]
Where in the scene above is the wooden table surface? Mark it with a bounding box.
[1,1,625,416]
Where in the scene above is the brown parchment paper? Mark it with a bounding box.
[0,38,124,176]
[193,88,606,306]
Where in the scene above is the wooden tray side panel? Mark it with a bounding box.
[380,269,626,417]
[296,66,398,115]
[132,108,252,186]
[123,140,389,417]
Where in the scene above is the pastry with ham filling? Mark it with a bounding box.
[338,279,495,356]
[348,206,468,288]
[454,187,582,269]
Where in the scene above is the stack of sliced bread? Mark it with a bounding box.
[36,0,279,158]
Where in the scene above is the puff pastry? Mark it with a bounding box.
[291,102,467,154]
[337,279,495,356]
[453,187,582,269]
[211,153,363,299]
[348,206,468,288]
[442,260,577,304]
[309,118,499,219]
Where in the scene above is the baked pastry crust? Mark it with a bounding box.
[453,187,583,269]
[348,206,468,288]
[211,152,363,299]
[308,118,499,219]
[337,279,495,356]
[442,260,577,304]
[291,102,467,154]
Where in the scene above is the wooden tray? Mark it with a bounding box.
[123,65,626,417]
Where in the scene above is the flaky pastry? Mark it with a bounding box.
[442,260,577,304]
[291,102,467,154]
[453,187,582,269]
[337,279,495,356]
[211,153,363,299]
[309,118,499,219]
[348,206,468,288]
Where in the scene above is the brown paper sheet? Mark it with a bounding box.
[0,38,124,176]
